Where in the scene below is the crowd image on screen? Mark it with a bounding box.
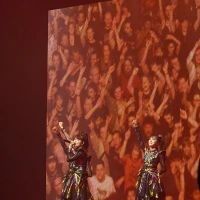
[46,0,200,199]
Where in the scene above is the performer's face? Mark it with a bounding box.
[74,138,83,147]
[148,136,158,148]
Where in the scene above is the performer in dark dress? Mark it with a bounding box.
[54,123,93,200]
[132,120,166,200]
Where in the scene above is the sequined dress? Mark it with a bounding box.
[57,133,93,200]
[134,126,166,200]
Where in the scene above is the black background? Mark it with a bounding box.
[1,0,199,199]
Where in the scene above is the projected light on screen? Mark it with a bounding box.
[46,1,200,200]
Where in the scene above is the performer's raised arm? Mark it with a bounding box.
[58,122,72,142]
[53,126,69,155]
[54,124,93,199]
[66,146,85,162]
[132,120,145,152]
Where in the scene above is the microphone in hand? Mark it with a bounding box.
[69,140,75,150]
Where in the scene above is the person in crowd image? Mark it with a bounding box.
[47,1,200,199]
[52,175,64,200]
[88,160,116,200]
[132,119,166,200]
[53,124,93,200]
[125,187,136,200]
[46,173,54,200]
[46,154,64,185]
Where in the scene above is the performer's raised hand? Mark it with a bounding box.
[68,140,75,150]
[132,119,138,127]
[59,122,64,130]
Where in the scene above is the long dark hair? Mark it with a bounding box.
[148,134,166,151]
[75,132,89,150]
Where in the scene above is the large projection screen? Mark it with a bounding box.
[46,1,200,199]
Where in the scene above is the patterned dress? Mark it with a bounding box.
[57,133,93,200]
[134,126,166,200]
